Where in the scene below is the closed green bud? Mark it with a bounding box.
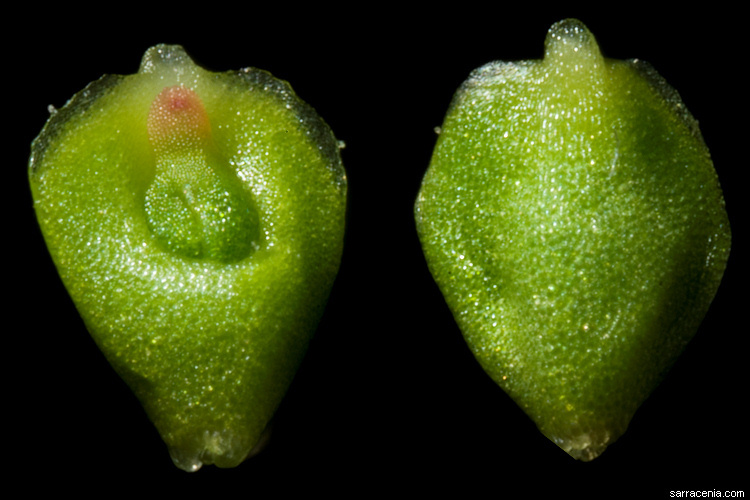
[416,19,730,460]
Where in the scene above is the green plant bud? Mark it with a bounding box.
[29,45,347,471]
[415,19,730,461]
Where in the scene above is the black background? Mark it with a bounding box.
[10,6,746,496]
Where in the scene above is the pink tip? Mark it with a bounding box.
[147,85,211,153]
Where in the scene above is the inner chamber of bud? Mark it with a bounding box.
[144,85,258,262]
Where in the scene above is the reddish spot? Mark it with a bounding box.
[148,85,211,152]
[169,97,188,110]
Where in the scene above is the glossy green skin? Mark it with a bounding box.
[29,45,346,471]
[415,20,730,460]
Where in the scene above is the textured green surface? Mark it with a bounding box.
[29,45,346,471]
[415,19,730,460]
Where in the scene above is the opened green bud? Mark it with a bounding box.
[29,45,346,471]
